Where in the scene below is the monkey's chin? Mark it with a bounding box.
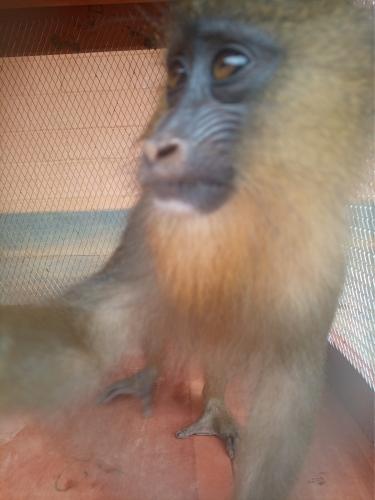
[145,181,232,214]
[153,198,199,215]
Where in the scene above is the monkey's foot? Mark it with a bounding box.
[176,398,239,459]
[96,367,157,416]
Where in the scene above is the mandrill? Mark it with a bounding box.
[0,1,373,499]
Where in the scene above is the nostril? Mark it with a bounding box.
[143,137,186,164]
[157,143,178,159]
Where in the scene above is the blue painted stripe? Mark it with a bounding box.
[0,210,129,255]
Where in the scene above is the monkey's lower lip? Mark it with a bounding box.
[145,179,233,212]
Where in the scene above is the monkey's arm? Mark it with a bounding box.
[0,303,101,411]
[0,206,149,412]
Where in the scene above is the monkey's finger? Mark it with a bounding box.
[96,367,156,410]
[224,434,237,460]
[96,381,132,405]
[176,401,239,459]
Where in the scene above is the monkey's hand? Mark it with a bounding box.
[176,398,239,459]
[96,366,157,416]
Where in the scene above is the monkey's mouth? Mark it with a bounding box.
[142,177,233,213]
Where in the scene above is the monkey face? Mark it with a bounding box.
[139,18,280,214]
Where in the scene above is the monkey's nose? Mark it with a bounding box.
[143,137,187,165]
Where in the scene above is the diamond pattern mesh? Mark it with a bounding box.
[0,5,166,302]
[331,163,375,389]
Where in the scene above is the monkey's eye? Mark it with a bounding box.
[167,58,188,92]
[212,49,251,81]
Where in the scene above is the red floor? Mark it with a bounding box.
[0,366,372,500]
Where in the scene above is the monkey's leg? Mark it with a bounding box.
[176,378,239,459]
[96,366,157,415]
[235,349,325,500]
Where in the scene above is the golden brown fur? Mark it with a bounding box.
[0,1,372,499]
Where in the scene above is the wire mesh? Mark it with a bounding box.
[0,5,166,302]
[331,163,375,389]
[0,4,373,389]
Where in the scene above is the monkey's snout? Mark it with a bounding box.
[139,137,188,190]
[139,136,233,212]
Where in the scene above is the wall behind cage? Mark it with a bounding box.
[0,47,164,303]
[0,49,163,213]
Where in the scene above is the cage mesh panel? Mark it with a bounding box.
[0,6,373,389]
[0,8,165,302]
[331,161,375,390]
